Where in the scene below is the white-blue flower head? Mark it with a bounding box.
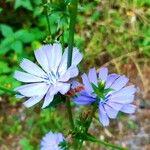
[73,67,137,126]
[14,43,83,108]
[40,132,65,150]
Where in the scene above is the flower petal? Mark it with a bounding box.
[34,45,51,73]
[72,47,83,66]
[88,68,98,85]
[71,80,82,89]
[80,90,96,98]
[58,47,82,76]
[45,43,62,73]
[41,132,64,150]
[58,47,68,76]
[14,71,44,83]
[48,85,60,96]
[42,84,61,108]
[20,58,46,77]
[121,104,136,114]
[104,104,118,119]
[105,73,120,89]
[110,75,129,91]
[107,101,123,111]
[74,94,95,105]
[23,95,44,108]
[98,67,108,81]
[42,94,54,108]
[112,85,136,97]
[58,83,70,94]
[98,104,109,126]
[58,66,79,82]
[42,82,70,108]
[16,94,25,98]
[57,133,64,142]
[110,95,135,104]
[81,73,93,93]
[15,83,49,97]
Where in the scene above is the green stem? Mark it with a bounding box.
[0,86,17,95]
[45,10,51,36]
[78,102,97,149]
[86,135,127,150]
[66,0,78,148]
[66,0,78,131]
[85,102,98,132]
[78,100,126,150]
[67,0,78,68]
[66,97,74,129]
[43,0,51,36]
[96,140,127,150]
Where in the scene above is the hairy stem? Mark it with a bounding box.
[78,102,97,149]
[66,0,78,131]
[43,0,51,36]
[85,102,98,132]
[66,97,74,129]
[67,0,78,68]
[45,9,51,36]
[66,0,78,148]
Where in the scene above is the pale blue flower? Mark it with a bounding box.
[73,67,137,126]
[40,132,65,150]
[14,43,83,108]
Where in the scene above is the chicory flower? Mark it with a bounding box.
[40,131,65,150]
[14,43,82,108]
[73,67,137,126]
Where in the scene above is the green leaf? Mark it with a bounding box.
[14,0,33,11]
[59,140,69,150]
[58,16,68,29]
[0,75,20,95]
[0,61,11,74]
[49,12,62,34]
[75,35,85,51]
[0,37,15,54]
[104,88,113,94]
[33,0,42,5]
[91,11,101,21]
[63,30,69,43]
[15,28,44,43]
[0,24,14,37]
[30,28,44,40]
[31,41,42,50]
[91,83,98,91]
[33,6,43,17]
[11,40,23,53]
[19,138,34,150]
[15,29,35,43]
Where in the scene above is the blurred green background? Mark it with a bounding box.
[0,0,150,149]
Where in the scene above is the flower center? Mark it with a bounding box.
[43,71,59,85]
[91,81,113,101]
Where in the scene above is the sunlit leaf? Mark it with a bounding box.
[11,40,23,53]
[14,0,33,11]
[0,24,14,37]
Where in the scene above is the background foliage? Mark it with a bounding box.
[0,0,150,149]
